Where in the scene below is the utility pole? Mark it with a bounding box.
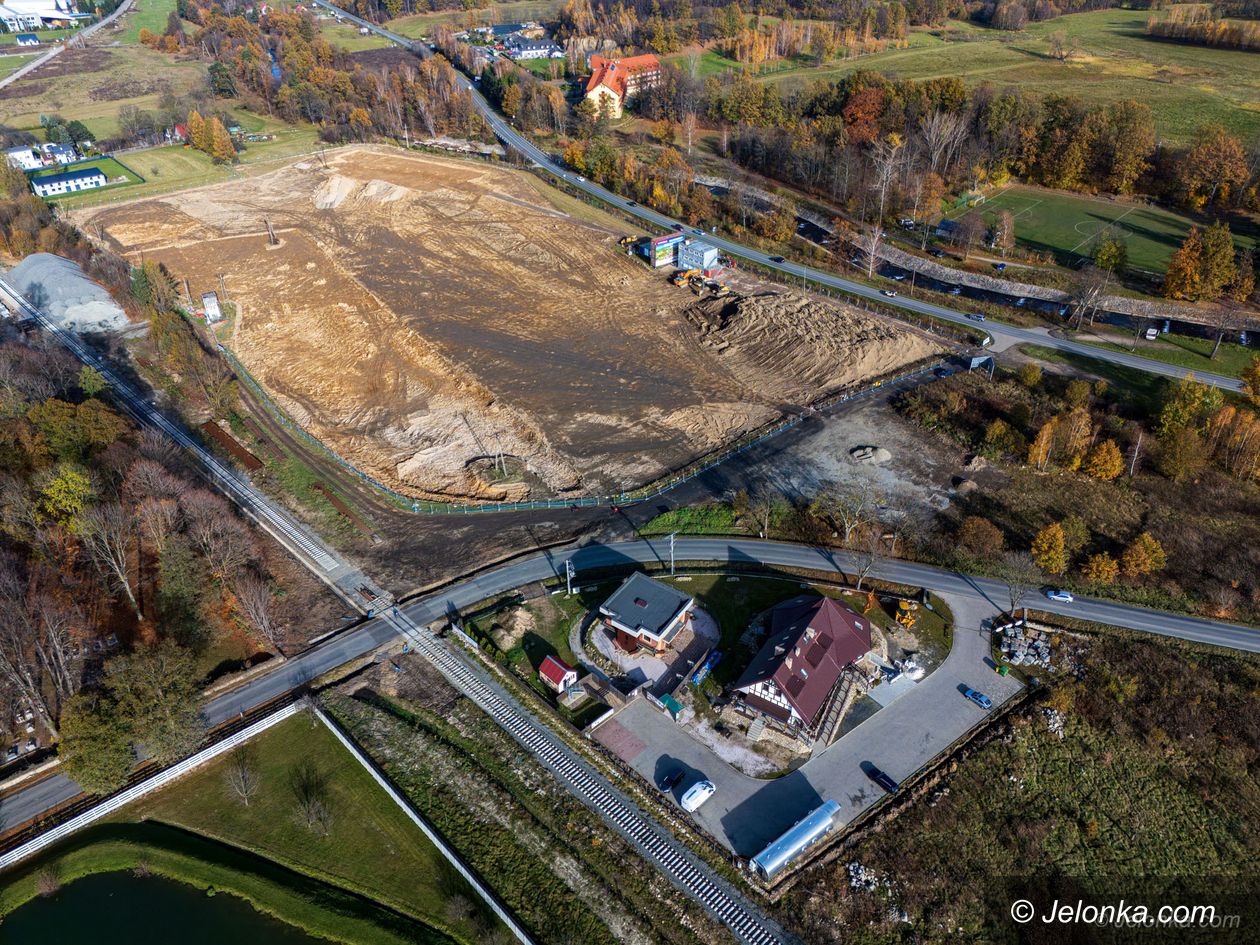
[218,273,228,303]
[565,559,575,597]
[669,532,676,575]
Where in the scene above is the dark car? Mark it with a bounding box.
[627,201,637,207]
[934,367,956,379]
[993,262,1007,272]
[929,249,946,258]
[673,223,685,231]
[657,767,685,793]
[770,255,786,263]
[866,766,899,793]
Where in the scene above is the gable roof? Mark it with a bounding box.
[585,53,661,100]
[599,571,691,642]
[539,654,576,687]
[32,166,105,187]
[734,596,871,727]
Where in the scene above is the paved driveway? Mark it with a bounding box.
[598,593,1023,857]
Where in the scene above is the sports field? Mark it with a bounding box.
[31,155,142,187]
[948,184,1256,272]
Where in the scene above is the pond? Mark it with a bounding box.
[2,871,329,945]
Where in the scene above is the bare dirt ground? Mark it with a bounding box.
[76,146,936,502]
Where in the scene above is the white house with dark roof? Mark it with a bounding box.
[31,166,106,198]
[598,572,693,655]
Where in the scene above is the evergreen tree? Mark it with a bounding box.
[187,109,209,153]
[208,117,236,164]
[1199,220,1238,301]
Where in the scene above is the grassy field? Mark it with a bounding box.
[113,0,179,45]
[317,19,394,52]
[0,43,206,140]
[120,713,479,941]
[758,9,1260,144]
[0,27,79,46]
[944,183,1257,272]
[386,0,562,38]
[56,115,323,208]
[0,52,36,79]
[1070,324,1260,379]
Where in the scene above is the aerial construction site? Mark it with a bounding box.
[75,146,940,502]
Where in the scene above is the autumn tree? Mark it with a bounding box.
[1092,235,1127,273]
[1082,439,1124,480]
[1028,417,1057,470]
[1017,362,1042,389]
[1198,220,1238,301]
[1175,124,1249,209]
[1164,227,1203,300]
[104,640,205,765]
[1243,355,1260,407]
[1031,521,1069,575]
[1120,532,1167,578]
[958,516,1004,558]
[57,693,135,795]
[208,117,236,164]
[1081,552,1119,585]
[187,110,210,154]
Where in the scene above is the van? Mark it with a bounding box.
[680,780,716,812]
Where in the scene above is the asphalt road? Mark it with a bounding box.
[5,537,1255,832]
[307,0,1243,395]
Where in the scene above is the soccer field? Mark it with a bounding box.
[953,185,1255,273]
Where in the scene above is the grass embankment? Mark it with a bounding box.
[3,714,483,944]
[114,0,180,45]
[325,679,729,945]
[385,0,563,38]
[0,822,459,945]
[756,9,1260,144]
[776,636,1260,943]
[1068,326,1259,379]
[0,52,36,80]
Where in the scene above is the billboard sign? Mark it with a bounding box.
[650,232,685,268]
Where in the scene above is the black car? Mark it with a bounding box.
[867,766,899,793]
[770,255,786,263]
[627,201,637,207]
[657,767,685,793]
[929,249,946,258]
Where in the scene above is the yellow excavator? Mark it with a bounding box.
[672,268,700,286]
[618,235,637,247]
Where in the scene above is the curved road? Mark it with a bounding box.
[310,0,1242,393]
[4,536,1255,833]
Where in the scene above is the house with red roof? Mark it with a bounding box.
[583,53,662,118]
[538,654,578,694]
[731,596,873,734]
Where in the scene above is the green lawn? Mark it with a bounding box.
[0,27,79,46]
[317,19,394,52]
[122,713,479,941]
[759,9,1260,145]
[114,0,179,45]
[1070,325,1260,379]
[0,52,36,79]
[948,183,1256,273]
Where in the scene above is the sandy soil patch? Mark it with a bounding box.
[76,146,938,500]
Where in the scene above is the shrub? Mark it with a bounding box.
[1082,552,1119,585]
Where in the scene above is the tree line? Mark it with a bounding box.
[1147,3,1260,52]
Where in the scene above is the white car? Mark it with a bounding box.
[680,780,716,812]
[1045,589,1074,604]
[881,289,897,298]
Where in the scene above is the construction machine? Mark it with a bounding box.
[618,235,637,247]
[672,268,700,286]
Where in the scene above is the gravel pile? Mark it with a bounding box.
[6,253,127,332]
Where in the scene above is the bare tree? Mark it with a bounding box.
[233,569,282,652]
[135,496,180,553]
[999,551,1040,618]
[1069,265,1112,329]
[181,489,254,579]
[291,760,331,835]
[0,558,66,735]
[860,225,885,279]
[224,746,260,807]
[814,484,878,544]
[852,526,884,591]
[79,503,142,619]
[918,110,966,179]
[680,111,698,155]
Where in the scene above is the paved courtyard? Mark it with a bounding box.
[591,593,1024,857]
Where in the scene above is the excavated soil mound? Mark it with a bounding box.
[686,293,938,404]
[74,146,940,500]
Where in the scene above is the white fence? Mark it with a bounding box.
[313,707,538,945]
[0,702,300,872]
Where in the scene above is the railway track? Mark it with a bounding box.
[385,608,792,945]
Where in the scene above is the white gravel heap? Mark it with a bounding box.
[6,253,127,333]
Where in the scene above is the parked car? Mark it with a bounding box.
[866,765,899,793]
[881,289,897,298]
[577,176,585,182]
[993,262,1006,272]
[963,687,993,710]
[1045,588,1075,604]
[692,228,704,235]
[929,249,946,258]
[770,255,785,263]
[681,780,716,812]
[892,273,906,281]
[966,312,986,322]
[934,367,956,379]
[1015,297,1027,307]
[673,223,685,231]
[948,286,962,295]
[657,767,685,793]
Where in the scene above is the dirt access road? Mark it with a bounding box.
[76,145,936,503]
